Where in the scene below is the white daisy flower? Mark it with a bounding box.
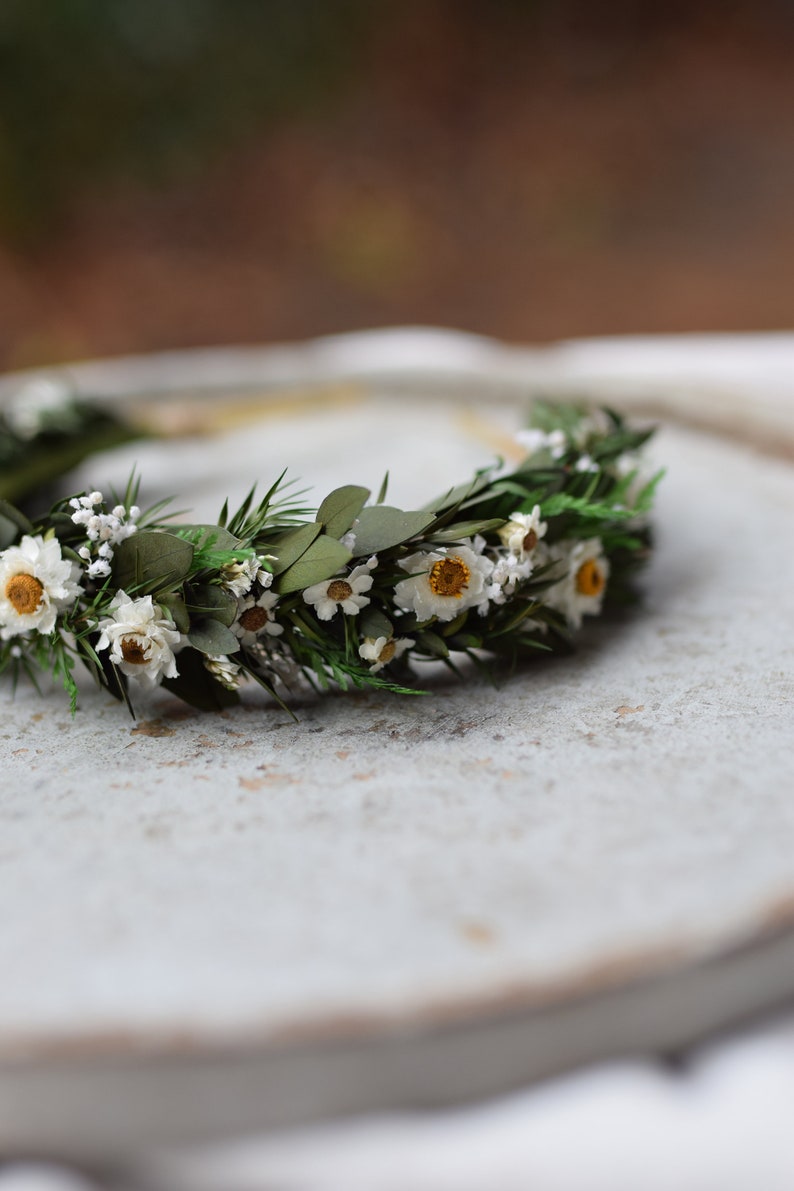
[0,534,81,640]
[498,506,548,560]
[544,538,610,630]
[204,654,243,690]
[95,591,181,686]
[303,558,376,621]
[220,556,262,598]
[233,589,283,645]
[358,635,412,673]
[394,543,493,622]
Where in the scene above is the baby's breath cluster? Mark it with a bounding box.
[0,402,661,715]
[69,490,140,579]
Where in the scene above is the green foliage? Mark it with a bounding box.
[427,518,505,544]
[157,592,190,634]
[112,531,195,595]
[0,499,34,540]
[315,485,370,537]
[421,469,496,515]
[276,535,352,594]
[0,400,660,716]
[267,523,322,575]
[0,403,142,508]
[162,649,240,711]
[219,473,313,542]
[76,633,135,718]
[175,525,243,553]
[358,607,393,640]
[187,619,239,657]
[50,633,79,716]
[351,506,435,555]
[183,584,237,627]
[413,630,449,659]
[0,513,18,550]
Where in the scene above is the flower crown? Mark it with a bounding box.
[0,392,660,715]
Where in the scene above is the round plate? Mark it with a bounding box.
[1,330,793,1159]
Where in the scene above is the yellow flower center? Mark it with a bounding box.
[120,635,150,665]
[576,559,606,598]
[378,639,396,664]
[327,579,353,602]
[522,529,538,552]
[239,605,269,632]
[5,573,45,615]
[429,556,470,598]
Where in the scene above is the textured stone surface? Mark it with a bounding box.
[1,337,793,1149]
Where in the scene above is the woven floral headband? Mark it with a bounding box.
[0,389,660,715]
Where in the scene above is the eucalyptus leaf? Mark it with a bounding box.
[414,629,449,659]
[450,632,483,649]
[351,506,434,556]
[315,485,369,538]
[184,583,238,627]
[157,592,191,634]
[163,648,240,710]
[359,607,393,640]
[276,535,352,594]
[0,499,33,537]
[187,619,240,656]
[427,518,505,544]
[267,523,322,575]
[0,513,17,549]
[393,612,420,632]
[112,531,195,595]
[441,610,469,636]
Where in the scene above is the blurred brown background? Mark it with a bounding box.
[0,0,792,372]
